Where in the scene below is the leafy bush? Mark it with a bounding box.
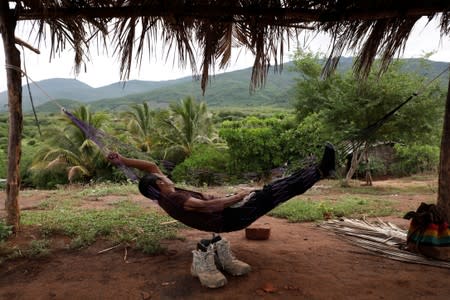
[29,165,69,189]
[20,142,38,187]
[172,144,230,186]
[0,149,6,180]
[280,113,334,168]
[357,157,388,178]
[390,144,439,176]
[219,116,288,175]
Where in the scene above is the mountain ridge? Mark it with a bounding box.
[1,58,448,113]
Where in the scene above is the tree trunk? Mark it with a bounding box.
[343,143,364,187]
[0,4,22,232]
[437,76,450,221]
[364,150,373,186]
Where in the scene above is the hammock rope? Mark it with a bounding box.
[21,46,42,137]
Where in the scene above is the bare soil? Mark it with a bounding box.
[1,178,449,300]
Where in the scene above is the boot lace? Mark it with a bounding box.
[204,251,219,272]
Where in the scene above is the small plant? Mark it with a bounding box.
[0,219,12,242]
[28,239,50,258]
[136,238,166,255]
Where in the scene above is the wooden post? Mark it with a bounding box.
[437,76,450,221]
[0,3,22,232]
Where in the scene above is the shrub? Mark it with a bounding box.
[20,143,37,187]
[219,116,287,175]
[357,157,388,178]
[390,144,439,176]
[30,165,69,189]
[172,144,229,186]
[0,149,6,179]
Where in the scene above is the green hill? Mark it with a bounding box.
[89,65,299,112]
[1,57,448,113]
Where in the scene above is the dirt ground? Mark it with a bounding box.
[1,179,450,300]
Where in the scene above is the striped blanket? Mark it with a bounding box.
[405,203,450,261]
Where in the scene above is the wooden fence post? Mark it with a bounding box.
[0,3,22,232]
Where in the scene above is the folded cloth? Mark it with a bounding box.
[230,192,256,208]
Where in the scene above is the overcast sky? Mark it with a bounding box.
[1,17,449,93]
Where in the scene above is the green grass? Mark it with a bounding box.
[21,200,182,253]
[2,183,182,261]
[1,176,434,262]
[75,182,138,197]
[269,195,396,222]
[341,185,436,196]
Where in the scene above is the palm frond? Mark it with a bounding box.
[68,165,91,182]
[12,1,450,91]
[319,218,450,269]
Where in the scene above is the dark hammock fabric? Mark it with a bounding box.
[141,165,321,233]
[221,165,321,232]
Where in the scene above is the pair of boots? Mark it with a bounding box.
[191,237,251,288]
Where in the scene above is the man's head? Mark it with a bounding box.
[138,173,175,200]
[139,174,162,200]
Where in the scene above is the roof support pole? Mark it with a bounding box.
[437,75,450,221]
[0,2,22,233]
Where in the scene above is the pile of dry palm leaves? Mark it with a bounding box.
[319,217,450,269]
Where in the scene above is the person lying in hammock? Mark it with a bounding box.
[107,143,336,288]
[107,142,336,234]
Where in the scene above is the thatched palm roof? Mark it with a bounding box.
[10,1,450,91]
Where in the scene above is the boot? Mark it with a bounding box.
[214,239,251,276]
[191,245,227,288]
[197,235,222,251]
[319,142,336,178]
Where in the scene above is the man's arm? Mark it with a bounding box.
[183,191,251,213]
[107,153,163,174]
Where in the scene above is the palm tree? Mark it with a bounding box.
[31,106,110,183]
[160,96,214,157]
[124,102,156,153]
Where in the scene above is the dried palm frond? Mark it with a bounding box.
[319,218,450,269]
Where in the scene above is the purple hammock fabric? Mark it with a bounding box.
[62,108,140,181]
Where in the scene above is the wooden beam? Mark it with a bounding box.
[16,4,450,22]
[15,36,40,54]
[0,3,22,233]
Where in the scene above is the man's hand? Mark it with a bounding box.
[107,152,123,165]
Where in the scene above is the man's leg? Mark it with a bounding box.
[319,142,336,178]
[222,143,336,232]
